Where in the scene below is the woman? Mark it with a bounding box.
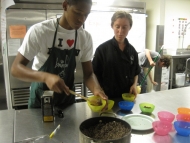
[92,11,141,98]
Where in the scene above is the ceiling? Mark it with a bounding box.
[14,0,63,4]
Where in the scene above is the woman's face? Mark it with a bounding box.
[112,18,131,43]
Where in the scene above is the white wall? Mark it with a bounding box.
[139,0,190,50]
[164,0,190,50]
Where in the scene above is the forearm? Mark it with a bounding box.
[148,72,153,82]
[11,63,48,83]
[84,73,102,93]
[133,75,138,86]
[145,49,153,63]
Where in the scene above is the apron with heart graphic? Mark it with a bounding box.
[29,18,78,109]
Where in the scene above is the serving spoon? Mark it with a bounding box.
[69,90,102,106]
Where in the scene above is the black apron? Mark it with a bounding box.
[29,18,77,109]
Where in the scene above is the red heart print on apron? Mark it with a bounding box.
[67,39,74,47]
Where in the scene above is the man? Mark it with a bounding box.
[11,0,107,109]
[138,49,171,93]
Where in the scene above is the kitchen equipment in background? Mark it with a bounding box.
[175,73,185,86]
[184,58,190,86]
[6,9,46,108]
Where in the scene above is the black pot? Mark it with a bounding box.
[79,116,131,143]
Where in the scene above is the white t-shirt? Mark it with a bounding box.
[18,18,93,70]
[138,50,161,68]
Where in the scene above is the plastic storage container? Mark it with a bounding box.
[175,73,185,86]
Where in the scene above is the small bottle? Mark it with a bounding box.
[41,91,54,122]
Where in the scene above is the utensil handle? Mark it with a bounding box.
[69,90,88,101]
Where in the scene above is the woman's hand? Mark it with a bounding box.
[130,84,138,98]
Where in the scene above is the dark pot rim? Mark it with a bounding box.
[79,116,131,142]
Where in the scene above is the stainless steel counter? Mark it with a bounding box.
[1,87,190,143]
[169,54,190,59]
[0,109,14,143]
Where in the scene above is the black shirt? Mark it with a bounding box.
[92,37,141,98]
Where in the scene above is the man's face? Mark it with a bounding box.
[64,1,91,30]
[158,61,165,67]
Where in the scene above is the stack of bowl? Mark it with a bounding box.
[122,93,136,102]
[174,107,190,136]
[87,95,115,112]
[152,111,175,136]
[118,100,134,111]
[118,93,136,111]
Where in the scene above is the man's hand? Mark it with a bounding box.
[152,81,158,86]
[93,88,108,111]
[150,60,156,67]
[44,73,70,95]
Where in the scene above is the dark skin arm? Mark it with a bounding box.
[82,61,107,100]
[82,61,108,110]
[11,52,108,101]
[11,52,70,94]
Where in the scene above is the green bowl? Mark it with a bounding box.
[122,93,135,102]
[139,102,155,114]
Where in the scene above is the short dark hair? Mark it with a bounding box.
[111,11,133,28]
[160,55,171,68]
[65,0,92,5]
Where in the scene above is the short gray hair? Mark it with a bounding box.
[111,11,133,28]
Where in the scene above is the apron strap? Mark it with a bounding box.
[52,18,59,48]
[73,30,77,50]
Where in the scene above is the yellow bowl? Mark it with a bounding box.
[107,100,115,111]
[136,86,141,94]
[87,96,106,112]
[122,93,135,102]
[87,96,114,112]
